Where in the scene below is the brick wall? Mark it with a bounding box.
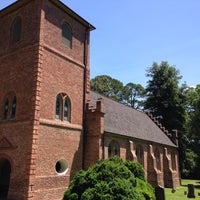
[32,0,90,199]
[0,0,91,199]
[0,0,42,199]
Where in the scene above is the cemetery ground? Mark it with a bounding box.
[165,179,200,200]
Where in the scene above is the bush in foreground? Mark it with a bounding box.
[63,157,155,200]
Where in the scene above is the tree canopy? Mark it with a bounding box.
[90,75,124,101]
[90,75,145,110]
[144,61,186,133]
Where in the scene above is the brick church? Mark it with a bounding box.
[0,0,180,199]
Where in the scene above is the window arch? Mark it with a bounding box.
[62,23,72,48]
[154,148,161,171]
[108,140,120,157]
[11,17,22,44]
[55,93,71,122]
[136,144,144,166]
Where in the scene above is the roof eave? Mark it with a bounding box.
[0,0,32,18]
[50,0,96,31]
[0,0,96,31]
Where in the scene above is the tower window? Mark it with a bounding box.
[62,23,72,48]
[10,96,17,119]
[55,95,62,119]
[2,93,17,121]
[55,93,71,121]
[55,159,68,175]
[2,98,9,120]
[11,17,22,44]
[64,98,70,121]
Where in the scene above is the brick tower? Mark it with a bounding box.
[0,0,94,199]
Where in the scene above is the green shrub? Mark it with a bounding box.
[136,178,155,200]
[124,160,145,181]
[63,157,155,200]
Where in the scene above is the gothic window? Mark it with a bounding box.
[2,98,9,120]
[10,96,16,119]
[62,23,72,48]
[11,17,22,44]
[154,148,161,171]
[55,93,71,121]
[108,140,120,157]
[2,94,17,121]
[64,98,70,121]
[171,151,176,171]
[55,95,62,120]
[136,144,144,166]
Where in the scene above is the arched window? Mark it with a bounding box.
[62,23,72,48]
[64,98,70,121]
[11,17,22,44]
[10,96,16,119]
[136,145,144,166]
[108,140,120,157]
[154,148,161,171]
[2,98,9,120]
[171,151,176,171]
[55,94,62,119]
[55,93,71,121]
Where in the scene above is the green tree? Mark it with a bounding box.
[188,85,200,138]
[63,157,155,200]
[90,75,123,101]
[144,62,187,176]
[122,82,146,110]
[144,61,186,133]
[185,84,200,178]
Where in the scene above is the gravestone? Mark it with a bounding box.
[155,185,165,200]
[187,184,195,198]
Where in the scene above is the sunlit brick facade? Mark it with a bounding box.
[0,1,180,199]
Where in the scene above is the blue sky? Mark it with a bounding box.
[1,0,200,87]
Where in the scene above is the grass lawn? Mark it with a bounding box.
[165,179,200,200]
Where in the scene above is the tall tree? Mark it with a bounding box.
[182,84,200,177]
[144,62,187,176]
[90,75,123,101]
[144,61,186,133]
[122,82,145,110]
[188,85,200,138]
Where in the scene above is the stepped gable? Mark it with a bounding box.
[90,91,176,147]
[146,112,179,146]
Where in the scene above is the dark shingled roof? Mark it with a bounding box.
[90,91,176,147]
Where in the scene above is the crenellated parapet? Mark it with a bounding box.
[84,98,105,169]
[146,112,179,147]
[86,98,105,136]
[86,98,104,114]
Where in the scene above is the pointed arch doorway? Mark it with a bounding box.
[0,158,11,199]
